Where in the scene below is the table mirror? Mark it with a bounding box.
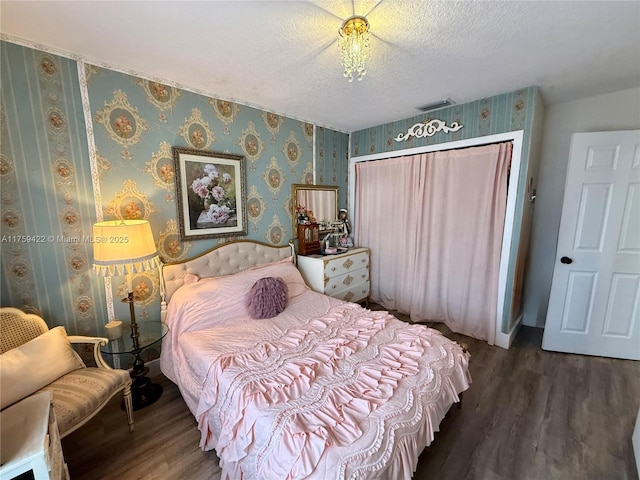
[292,184,338,237]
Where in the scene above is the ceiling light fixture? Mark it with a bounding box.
[339,15,370,82]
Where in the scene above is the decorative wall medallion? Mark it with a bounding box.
[511,91,527,130]
[61,207,81,227]
[178,108,215,149]
[75,295,93,318]
[47,108,66,131]
[103,179,157,220]
[282,131,302,170]
[394,118,463,142]
[68,253,86,272]
[246,185,267,227]
[137,80,182,110]
[2,209,21,229]
[53,159,74,185]
[157,219,192,261]
[264,215,286,245]
[237,121,265,165]
[144,142,175,191]
[94,90,149,147]
[10,260,30,280]
[479,99,491,136]
[301,122,314,142]
[115,275,146,306]
[261,112,284,136]
[115,272,158,307]
[262,156,285,195]
[39,55,58,76]
[210,98,239,125]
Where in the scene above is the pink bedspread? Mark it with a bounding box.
[161,263,470,480]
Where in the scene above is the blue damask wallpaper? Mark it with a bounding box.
[1,39,540,344]
[0,41,349,344]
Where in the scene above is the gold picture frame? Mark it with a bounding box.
[173,147,247,240]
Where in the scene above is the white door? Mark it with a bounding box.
[542,130,640,360]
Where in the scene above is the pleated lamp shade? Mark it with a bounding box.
[93,220,160,277]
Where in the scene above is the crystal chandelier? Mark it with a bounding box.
[339,15,370,82]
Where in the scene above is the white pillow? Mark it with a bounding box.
[0,326,85,409]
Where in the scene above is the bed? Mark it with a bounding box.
[160,240,471,480]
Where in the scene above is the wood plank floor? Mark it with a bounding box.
[62,312,640,480]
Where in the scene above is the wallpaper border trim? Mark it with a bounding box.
[77,60,115,320]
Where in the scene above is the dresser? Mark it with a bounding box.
[0,391,69,480]
[297,247,370,303]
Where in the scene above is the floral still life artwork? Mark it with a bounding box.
[173,147,247,240]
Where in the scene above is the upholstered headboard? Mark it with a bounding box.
[160,240,295,320]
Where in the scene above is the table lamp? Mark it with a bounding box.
[93,219,162,409]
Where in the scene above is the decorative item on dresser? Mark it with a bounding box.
[0,391,69,480]
[297,223,320,255]
[297,247,370,304]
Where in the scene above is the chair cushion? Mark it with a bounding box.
[39,367,131,436]
[0,326,85,409]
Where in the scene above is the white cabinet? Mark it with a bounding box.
[0,391,69,480]
[297,247,370,303]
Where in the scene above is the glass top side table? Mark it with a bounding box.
[101,321,168,410]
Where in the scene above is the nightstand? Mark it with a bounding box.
[100,321,168,410]
[0,391,69,480]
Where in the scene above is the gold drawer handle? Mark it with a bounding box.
[343,259,354,269]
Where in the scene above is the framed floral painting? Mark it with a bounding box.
[172,147,247,240]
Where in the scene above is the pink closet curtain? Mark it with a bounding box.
[355,142,512,344]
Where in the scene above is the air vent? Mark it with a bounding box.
[416,98,455,112]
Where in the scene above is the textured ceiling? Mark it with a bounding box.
[1,1,639,132]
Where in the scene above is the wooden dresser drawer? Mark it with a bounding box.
[332,281,370,303]
[323,250,369,278]
[297,248,370,303]
[325,268,369,294]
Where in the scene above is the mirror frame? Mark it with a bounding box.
[291,184,338,237]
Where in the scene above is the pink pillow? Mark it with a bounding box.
[247,277,288,319]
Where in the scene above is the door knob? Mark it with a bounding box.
[560,256,573,264]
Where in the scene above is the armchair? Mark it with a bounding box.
[0,307,134,437]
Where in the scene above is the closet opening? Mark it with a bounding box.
[348,131,525,348]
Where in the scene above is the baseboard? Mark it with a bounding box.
[495,315,522,350]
